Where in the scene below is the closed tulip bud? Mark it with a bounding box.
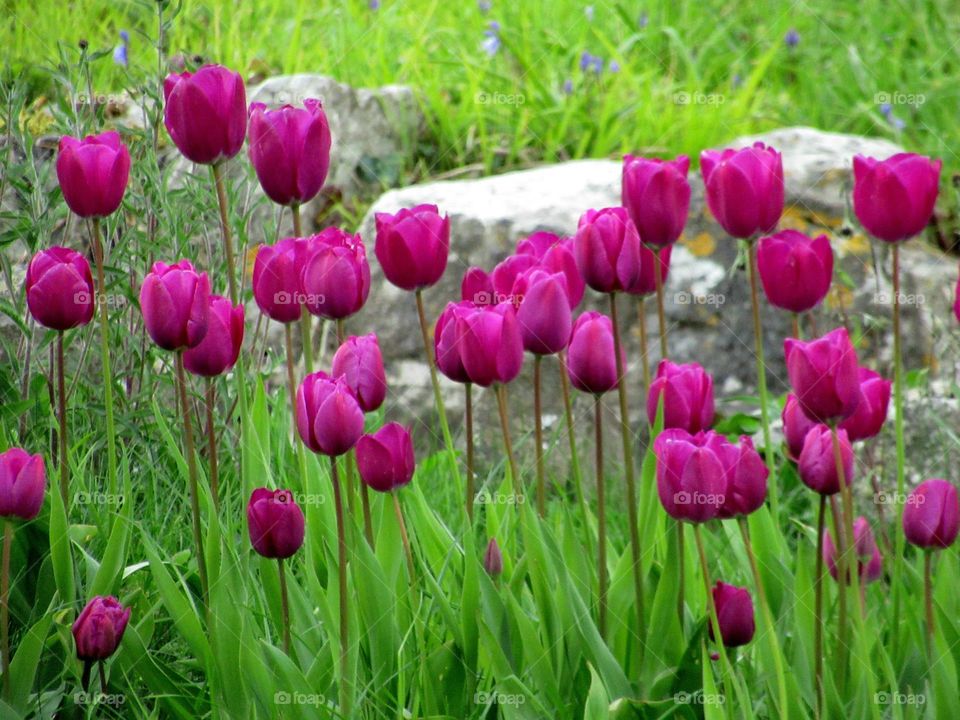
[374,204,449,290]
[654,429,728,522]
[839,368,891,442]
[246,488,305,559]
[823,516,883,584]
[782,393,821,462]
[296,372,364,456]
[514,269,572,355]
[183,295,244,376]
[356,423,415,493]
[756,230,834,313]
[461,266,494,306]
[491,254,537,304]
[517,233,585,308]
[700,142,784,239]
[56,131,130,218]
[853,153,941,242]
[72,596,131,662]
[954,272,960,324]
[784,327,861,424]
[25,247,95,330]
[252,238,309,323]
[434,301,472,384]
[456,302,524,387]
[574,207,642,293]
[621,154,691,247]
[247,99,331,206]
[0,448,45,521]
[902,478,960,549]
[163,64,246,165]
[139,260,210,351]
[646,360,715,433]
[331,333,387,413]
[483,538,503,577]
[566,311,621,395]
[625,243,670,297]
[708,434,768,518]
[798,425,853,495]
[710,582,755,647]
[300,228,371,320]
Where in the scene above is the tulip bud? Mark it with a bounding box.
[483,538,503,577]
[646,360,715,432]
[574,207,642,293]
[782,393,821,462]
[296,372,365,456]
[756,230,834,313]
[25,247,95,331]
[491,254,537,304]
[456,302,524,387]
[621,154,691,247]
[708,435,768,519]
[853,153,941,242]
[624,243,670,298]
[566,311,621,395]
[654,429,728,523]
[72,596,131,662]
[56,131,130,218]
[163,64,246,164]
[356,423,415,493]
[798,425,853,495]
[823,516,882,584]
[139,260,210,351]
[517,233,585,308]
[700,142,784,239]
[0,448,46,521]
[514,269,572,355]
[300,228,371,320]
[246,488,305,559]
[784,327,861,424]
[838,368,891,442]
[902,478,960,549]
[434,301,472,384]
[247,99,332,206]
[710,582,755,647]
[331,334,387,413]
[374,204,450,290]
[954,272,960,325]
[461,266,494,306]
[183,295,244,377]
[252,238,309,323]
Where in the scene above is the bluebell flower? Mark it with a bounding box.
[639,11,649,29]
[880,103,905,130]
[478,0,492,12]
[608,60,620,73]
[732,74,743,89]
[562,78,574,95]
[579,51,603,75]
[785,28,800,48]
[585,5,595,21]
[112,30,129,67]
[482,21,501,57]
[369,0,380,9]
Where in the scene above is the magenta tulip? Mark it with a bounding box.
[456,302,524,387]
[654,429,728,523]
[903,479,959,549]
[566,311,621,395]
[252,238,309,323]
[518,233,585,307]
[784,327,861,424]
[183,295,244,377]
[491,254,537,304]
[0,448,45,521]
[246,488,305,559]
[625,243,671,297]
[25,247,95,331]
[374,204,449,290]
[296,371,364,456]
[710,582,755,647]
[356,423,415,493]
[782,393,821,462]
[839,368,891,442]
[483,537,504,577]
[461,266,495,306]
[331,333,387,413]
[56,131,130,218]
[574,207,642,293]
[708,434,768,519]
[514,269,572,355]
[300,228,371,320]
[646,359,715,432]
[852,153,942,242]
[621,154,691,247]
[163,64,246,165]
[700,142,784,239]
[139,260,210,351]
[434,301,472,384]
[954,272,960,324]
[798,425,854,496]
[756,230,834,313]
[72,596,131,661]
[247,99,331,206]
[823,516,882,584]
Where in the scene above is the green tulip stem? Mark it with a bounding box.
[211,163,237,305]
[891,243,907,660]
[534,355,546,517]
[594,395,608,639]
[90,218,118,502]
[392,491,416,585]
[291,203,314,374]
[924,551,934,661]
[278,558,291,655]
[636,297,652,390]
[465,383,476,520]
[814,494,826,720]
[830,422,855,691]
[653,247,668,358]
[98,660,107,695]
[559,353,590,555]
[791,313,801,340]
[56,331,69,512]
[329,456,351,716]
[495,384,521,500]
[693,524,736,715]
[1,520,11,699]
[204,380,220,512]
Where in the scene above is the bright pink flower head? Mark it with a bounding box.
[296,371,365,457]
[331,333,387,413]
[954,272,960,325]
[646,360,715,433]
[25,247,95,330]
[356,423,415,493]
[756,230,834,313]
[374,204,449,290]
[183,295,244,377]
[707,434,768,519]
[514,269,572,355]
[838,368,891,442]
[491,254,538,304]
[798,425,854,496]
[700,142,784,239]
[903,479,959,550]
[621,154,691,247]
[461,266,495,306]
[246,488,305,559]
[72,596,131,662]
[784,327,861,424]
[823,516,882,584]
[782,393,821,462]
[163,65,246,165]
[624,243,670,298]
[247,99,331,206]
[434,301,472,384]
[56,131,130,218]
[456,302,524,387]
[710,582,755,647]
[566,311,621,395]
[252,238,311,323]
[300,228,370,320]
[574,207,642,293]
[853,153,941,242]
[0,448,45,521]
[517,233,585,308]
[654,429,728,523]
[139,260,210,351]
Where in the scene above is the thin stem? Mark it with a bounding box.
[636,297,652,390]
[91,218,118,501]
[595,396,607,638]
[56,332,69,512]
[891,243,906,660]
[495,385,522,499]
[924,551,934,661]
[175,352,209,609]
[1,521,11,699]
[534,355,546,517]
[360,484,374,548]
[608,294,645,648]
[81,661,91,693]
[392,492,416,584]
[300,309,314,375]
[211,163,237,305]
[205,381,220,512]
[283,325,299,429]
[291,202,303,236]
[791,313,801,340]
[330,457,351,716]
[653,248,668,358]
[676,522,685,626]
[278,558,291,655]
[336,318,345,345]
[830,423,854,691]
[465,383,476,520]
[414,290,456,462]
[98,660,107,695]
[693,525,735,709]
[814,494,826,720]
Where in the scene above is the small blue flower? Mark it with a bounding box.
[482,22,501,57]
[369,0,380,9]
[785,28,800,48]
[880,103,905,130]
[112,30,129,67]
[732,74,743,89]
[639,11,649,29]
[478,0,492,12]
[880,102,893,116]
[584,5,595,21]
[608,60,621,74]
[562,78,574,95]
[579,51,603,75]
